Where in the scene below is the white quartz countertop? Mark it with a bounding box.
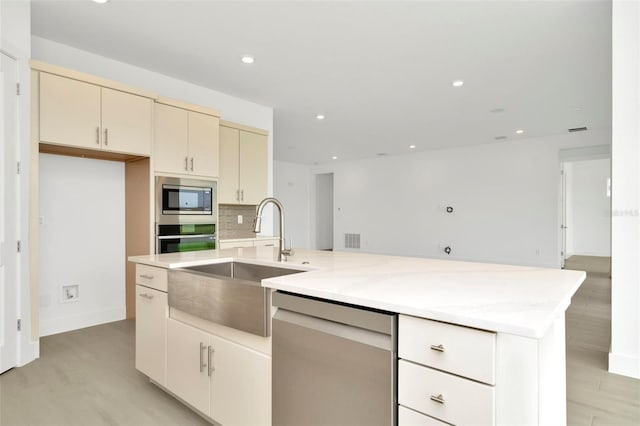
[129,248,585,338]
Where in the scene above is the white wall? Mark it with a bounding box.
[38,154,125,336]
[275,129,609,268]
[610,0,640,379]
[569,159,611,256]
[1,0,36,365]
[273,160,311,249]
[31,36,276,234]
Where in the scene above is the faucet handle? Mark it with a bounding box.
[282,239,294,257]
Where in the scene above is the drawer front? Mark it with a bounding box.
[399,315,495,384]
[135,264,168,292]
[219,241,254,249]
[254,238,278,247]
[399,360,495,426]
[399,406,449,426]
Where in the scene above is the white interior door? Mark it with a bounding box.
[0,51,18,374]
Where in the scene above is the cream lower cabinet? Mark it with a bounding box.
[39,71,152,155]
[219,122,268,205]
[398,314,567,426]
[166,318,271,426]
[135,285,168,387]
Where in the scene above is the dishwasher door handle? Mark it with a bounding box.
[273,309,393,351]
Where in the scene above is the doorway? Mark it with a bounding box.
[559,146,611,269]
[0,51,19,374]
[315,173,334,250]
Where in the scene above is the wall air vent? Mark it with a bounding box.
[344,233,361,249]
[568,126,588,133]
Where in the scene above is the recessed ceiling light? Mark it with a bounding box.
[377,153,388,157]
[241,55,254,64]
[92,0,109,3]
[331,156,338,160]
[409,145,416,149]
[316,114,325,120]
[452,80,464,87]
[494,136,508,140]
[490,108,505,113]
[515,129,524,134]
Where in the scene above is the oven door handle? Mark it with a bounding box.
[157,234,215,240]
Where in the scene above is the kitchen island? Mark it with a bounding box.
[129,247,585,425]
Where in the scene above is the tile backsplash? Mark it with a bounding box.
[218,204,257,239]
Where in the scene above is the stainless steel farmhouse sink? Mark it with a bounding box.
[168,262,304,337]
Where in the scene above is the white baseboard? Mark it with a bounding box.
[39,307,126,337]
[572,251,611,257]
[609,351,640,379]
[18,339,40,367]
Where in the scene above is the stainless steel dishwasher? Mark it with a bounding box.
[272,291,397,426]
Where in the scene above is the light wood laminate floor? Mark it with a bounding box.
[565,256,640,426]
[1,256,638,425]
[0,320,210,426]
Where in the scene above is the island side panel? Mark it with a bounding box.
[495,315,567,426]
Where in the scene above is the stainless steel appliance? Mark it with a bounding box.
[155,176,217,253]
[156,223,216,254]
[272,291,397,426]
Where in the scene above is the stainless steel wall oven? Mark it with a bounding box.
[155,176,217,253]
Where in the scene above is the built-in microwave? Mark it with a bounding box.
[155,176,217,225]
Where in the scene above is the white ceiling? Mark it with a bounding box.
[31,0,612,165]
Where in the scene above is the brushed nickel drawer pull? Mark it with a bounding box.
[208,346,215,376]
[96,127,100,145]
[190,157,194,171]
[430,394,445,404]
[139,293,154,300]
[104,128,109,145]
[430,344,445,352]
[139,274,154,280]
[185,157,189,171]
[199,342,207,373]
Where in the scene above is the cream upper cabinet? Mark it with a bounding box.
[39,72,152,156]
[219,122,268,205]
[154,102,219,178]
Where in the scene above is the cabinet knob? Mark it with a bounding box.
[430,394,445,404]
[430,344,445,352]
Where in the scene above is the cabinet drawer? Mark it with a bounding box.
[218,241,254,249]
[135,264,168,292]
[399,406,449,426]
[399,315,495,384]
[253,239,278,247]
[399,360,495,426]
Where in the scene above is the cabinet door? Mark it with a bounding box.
[166,319,211,416]
[135,285,167,387]
[210,335,271,426]
[239,130,268,205]
[188,111,219,178]
[219,126,241,203]
[101,87,152,156]
[39,72,101,149]
[154,103,189,174]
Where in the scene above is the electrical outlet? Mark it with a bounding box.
[61,285,79,303]
[237,215,243,224]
